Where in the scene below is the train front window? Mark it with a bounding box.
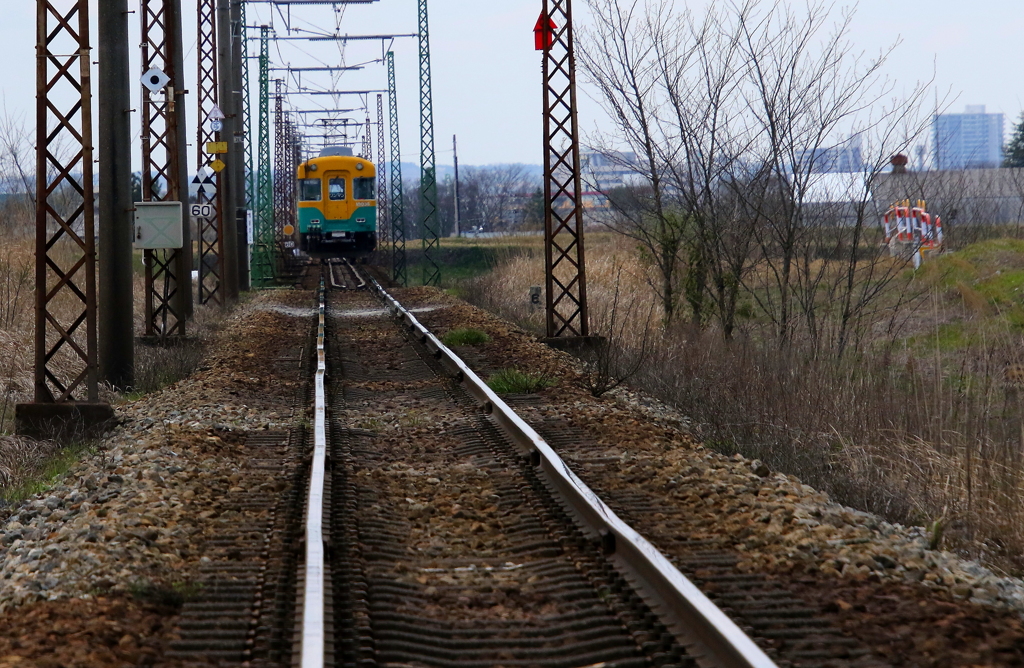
[328,178,346,201]
[299,179,321,201]
[354,177,375,200]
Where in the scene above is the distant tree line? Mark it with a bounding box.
[399,165,542,240]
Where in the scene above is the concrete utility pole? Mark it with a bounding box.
[98,0,134,389]
[453,134,461,238]
[231,0,251,291]
[167,0,193,318]
[216,0,240,302]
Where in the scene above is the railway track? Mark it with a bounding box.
[168,262,884,667]
[528,426,885,668]
[309,262,775,668]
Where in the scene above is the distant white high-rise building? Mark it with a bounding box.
[933,105,1004,170]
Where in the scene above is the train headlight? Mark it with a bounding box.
[356,163,364,170]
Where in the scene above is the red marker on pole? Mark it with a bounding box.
[534,13,557,51]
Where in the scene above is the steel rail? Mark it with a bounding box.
[327,261,343,290]
[342,258,367,290]
[366,275,778,668]
[300,277,328,667]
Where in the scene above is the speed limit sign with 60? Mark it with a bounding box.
[190,203,215,218]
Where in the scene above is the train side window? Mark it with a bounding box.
[299,178,322,201]
[354,177,375,200]
[328,178,346,201]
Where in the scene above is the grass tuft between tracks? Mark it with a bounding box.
[487,368,554,394]
[442,328,492,346]
[127,580,202,611]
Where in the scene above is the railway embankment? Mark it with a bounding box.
[399,285,1024,666]
[0,280,1023,665]
[0,289,312,665]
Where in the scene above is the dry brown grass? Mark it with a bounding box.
[0,234,231,501]
[133,301,229,395]
[0,240,37,434]
[0,435,63,495]
[464,233,660,337]
[463,231,1024,574]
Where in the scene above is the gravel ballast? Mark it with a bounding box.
[402,286,1024,666]
[0,280,1023,665]
[0,290,312,666]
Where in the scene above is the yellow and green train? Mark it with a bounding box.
[294,147,377,256]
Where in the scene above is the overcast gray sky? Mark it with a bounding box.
[1,0,1022,169]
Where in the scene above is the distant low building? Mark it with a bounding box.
[579,151,642,191]
[796,134,865,174]
[874,168,1024,226]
